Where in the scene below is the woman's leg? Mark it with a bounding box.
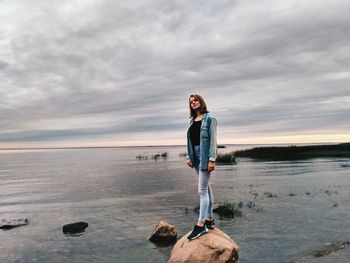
[206,181,214,219]
[197,169,211,224]
[188,168,210,240]
[192,146,214,225]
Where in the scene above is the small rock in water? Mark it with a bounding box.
[149,221,177,244]
[0,218,29,229]
[63,222,88,234]
[213,203,242,218]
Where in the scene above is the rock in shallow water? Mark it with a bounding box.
[0,218,29,229]
[149,221,177,244]
[63,222,88,234]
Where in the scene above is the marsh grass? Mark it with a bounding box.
[234,143,350,161]
[216,152,236,164]
[179,151,236,164]
[136,152,168,160]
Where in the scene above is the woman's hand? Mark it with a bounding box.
[187,159,193,168]
[208,161,215,172]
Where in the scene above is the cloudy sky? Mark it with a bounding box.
[1,0,349,148]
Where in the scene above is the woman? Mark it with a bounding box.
[186,94,217,240]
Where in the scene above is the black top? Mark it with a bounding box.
[190,120,201,146]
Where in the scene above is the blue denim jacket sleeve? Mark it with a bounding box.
[186,118,194,161]
[209,117,217,162]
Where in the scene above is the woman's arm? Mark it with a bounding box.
[209,117,217,162]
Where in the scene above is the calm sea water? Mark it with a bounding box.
[1,145,350,263]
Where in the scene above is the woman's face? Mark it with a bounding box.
[190,96,201,110]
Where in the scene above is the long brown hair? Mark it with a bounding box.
[189,94,209,118]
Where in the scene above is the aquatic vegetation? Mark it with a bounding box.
[324,188,338,196]
[249,190,259,198]
[264,192,277,198]
[247,201,255,208]
[136,152,168,160]
[216,152,236,164]
[234,143,350,161]
[179,151,236,164]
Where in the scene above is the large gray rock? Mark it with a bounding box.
[168,227,239,263]
[149,221,177,244]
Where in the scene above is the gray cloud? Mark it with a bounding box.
[1,0,350,147]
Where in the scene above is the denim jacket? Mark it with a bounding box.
[186,113,217,170]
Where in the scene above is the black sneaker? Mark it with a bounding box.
[205,219,215,229]
[187,225,208,240]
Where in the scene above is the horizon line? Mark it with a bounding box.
[0,141,345,151]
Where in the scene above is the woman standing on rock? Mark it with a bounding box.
[186,94,217,240]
